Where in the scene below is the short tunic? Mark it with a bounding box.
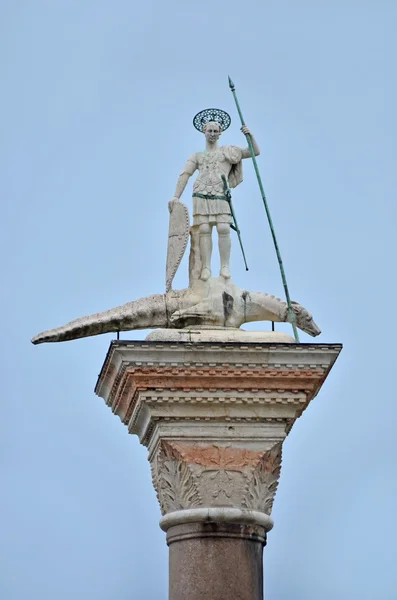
[182,146,243,226]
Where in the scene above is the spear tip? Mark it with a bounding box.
[228,75,235,90]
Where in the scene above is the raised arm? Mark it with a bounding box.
[240,125,260,159]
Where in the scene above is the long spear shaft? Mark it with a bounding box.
[228,76,300,343]
[221,174,249,271]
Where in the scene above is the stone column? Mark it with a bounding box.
[167,521,266,600]
[95,340,341,600]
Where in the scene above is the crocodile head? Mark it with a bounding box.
[292,301,321,337]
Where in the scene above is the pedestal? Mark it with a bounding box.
[95,339,341,599]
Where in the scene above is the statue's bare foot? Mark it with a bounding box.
[220,266,231,279]
[200,267,211,281]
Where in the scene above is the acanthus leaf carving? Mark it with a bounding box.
[241,442,282,514]
[152,440,283,516]
[153,441,202,515]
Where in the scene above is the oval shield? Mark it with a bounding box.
[165,200,190,292]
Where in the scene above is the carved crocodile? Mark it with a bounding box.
[31,278,320,344]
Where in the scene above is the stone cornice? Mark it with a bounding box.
[95,341,341,441]
[96,340,342,393]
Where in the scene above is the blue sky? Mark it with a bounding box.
[1,1,397,598]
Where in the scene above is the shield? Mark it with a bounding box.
[165,200,190,292]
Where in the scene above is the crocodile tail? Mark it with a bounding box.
[31,294,170,344]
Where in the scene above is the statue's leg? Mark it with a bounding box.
[217,222,231,279]
[188,226,201,287]
[199,223,212,281]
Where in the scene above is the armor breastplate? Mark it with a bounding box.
[193,150,227,196]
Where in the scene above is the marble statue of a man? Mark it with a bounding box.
[169,120,260,281]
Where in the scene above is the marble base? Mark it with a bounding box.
[146,328,295,343]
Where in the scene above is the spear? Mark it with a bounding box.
[228,75,300,343]
[221,174,249,271]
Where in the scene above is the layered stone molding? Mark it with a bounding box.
[95,340,341,533]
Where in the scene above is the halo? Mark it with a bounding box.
[193,108,231,133]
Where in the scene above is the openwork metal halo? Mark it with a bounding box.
[193,108,231,133]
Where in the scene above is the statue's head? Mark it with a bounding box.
[203,121,222,143]
[193,109,231,135]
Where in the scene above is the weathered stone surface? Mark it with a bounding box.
[167,522,265,600]
[160,507,273,532]
[166,200,190,293]
[30,97,341,600]
[154,440,281,516]
[94,339,341,599]
[31,277,320,344]
[95,341,341,527]
[146,328,295,343]
[170,119,260,282]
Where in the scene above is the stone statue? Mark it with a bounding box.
[32,107,321,345]
[31,278,320,344]
[169,109,259,283]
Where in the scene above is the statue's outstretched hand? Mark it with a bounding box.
[168,197,179,213]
